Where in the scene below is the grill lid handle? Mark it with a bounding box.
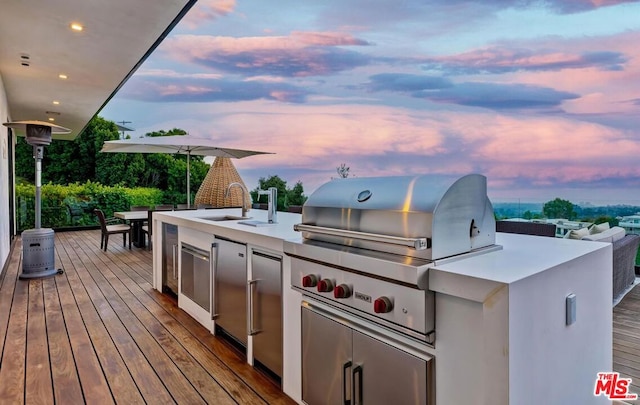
[293,223,430,250]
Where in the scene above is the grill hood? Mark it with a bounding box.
[295,174,496,260]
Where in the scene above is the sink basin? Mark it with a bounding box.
[238,220,274,227]
[200,215,251,222]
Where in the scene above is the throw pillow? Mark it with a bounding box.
[589,222,610,235]
[568,227,590,240]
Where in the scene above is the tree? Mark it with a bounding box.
[250,175,307,210]
[287,181,307,206]
[16,115,121,183]
[335,163,350,179]
[543,198,577,220]
[15,117,209,205]
[251,175,288,211]
[145,128,187,137]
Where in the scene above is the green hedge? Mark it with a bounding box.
[16,181,164,231]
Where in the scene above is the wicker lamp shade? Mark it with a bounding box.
[194,157,252,208]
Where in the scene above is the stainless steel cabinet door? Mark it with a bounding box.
[181,244,210,311]
[302,307,352,405]
[250,252,282,377]
[215,238,247,345]
[352,330,429,405]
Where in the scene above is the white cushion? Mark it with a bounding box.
[589,222,610,234]
[581,226,626,243]
[568,227,590,240]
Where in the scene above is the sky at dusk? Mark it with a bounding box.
[101,0,640,205]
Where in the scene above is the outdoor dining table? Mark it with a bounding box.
[114,210,148,248]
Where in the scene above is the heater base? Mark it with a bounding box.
[19,268,61,280]
[21,228,58,280]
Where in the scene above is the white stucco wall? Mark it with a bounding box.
[0,73,11,273]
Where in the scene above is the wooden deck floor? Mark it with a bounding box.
[0,229,295,404]
[614,283,640,403]
[3,229,640,403]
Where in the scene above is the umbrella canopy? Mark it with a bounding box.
[101,135,273,207]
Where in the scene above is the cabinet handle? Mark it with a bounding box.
[211,243,219,319]
[352,365,363,405]
[247,279,260,335]
[342,361,352,405]
[172,244,177,279]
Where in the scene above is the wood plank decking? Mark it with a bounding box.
[0,230,295,404]
[614,283,640,403]
[3,228,640,403]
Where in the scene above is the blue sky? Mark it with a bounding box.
[101,0,640,205]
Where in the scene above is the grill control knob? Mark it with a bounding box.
[334,284,351,299]
[317,279,334,293]
[373,297,393,313]
[302,275,318,288]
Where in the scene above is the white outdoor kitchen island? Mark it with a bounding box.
[152,208,612,405]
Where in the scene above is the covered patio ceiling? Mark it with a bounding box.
[0,0,197,140]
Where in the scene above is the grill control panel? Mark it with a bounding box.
[291,256,434,337]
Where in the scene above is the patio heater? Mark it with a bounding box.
[3,120,69,279]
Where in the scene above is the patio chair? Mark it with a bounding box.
[142,206,173,250]
[94,209,131,251]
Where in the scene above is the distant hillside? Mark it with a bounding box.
[493,202,543,219]
[575,205,640,220]
[493,202,640,220]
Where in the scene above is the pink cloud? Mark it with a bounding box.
[160,31,371,77]
[141,100,640,194]
[423,45,626,75]
[181,0,236,29]
[436,31,640,116]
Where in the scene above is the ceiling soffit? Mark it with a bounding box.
[0,0,196,140]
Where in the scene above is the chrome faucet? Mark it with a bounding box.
[225,182,251,218]
[258,187,278,224]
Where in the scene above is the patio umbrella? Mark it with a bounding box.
[101,135,272,207]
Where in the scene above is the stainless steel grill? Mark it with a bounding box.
[286,174,497,291]
[285,174,498,405]
[286,174,498,338]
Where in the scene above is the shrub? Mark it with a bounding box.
[16,181,164,231]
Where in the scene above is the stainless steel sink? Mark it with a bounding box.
[200,215,251,222]
[238,220,274,227]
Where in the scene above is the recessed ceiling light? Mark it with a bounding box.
[70,23,83,32]
[58,74,67,79]
[48,118,55,122]
[53,101,60,105]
